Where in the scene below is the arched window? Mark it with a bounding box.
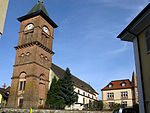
[40,54,44,64]
[26,52,30,62]
[39,74,46,105]
[45,56,48,61]
[20,53,25,63]
[19,72,26,91]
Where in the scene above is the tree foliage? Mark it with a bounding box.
[110,103,125,110]
[84,101,103,111]
[60,68,78,106]
[46,77,65,109]
[46,68,78,109]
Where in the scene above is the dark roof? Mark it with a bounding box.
[51,63,98,95]
[117,3,150,39]
[0,88,9,99]
[5,87,10,92]
[17,0,58,28]
[27,0,49,17]
[101,79,132,91]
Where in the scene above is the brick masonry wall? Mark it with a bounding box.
[0,108,112,113]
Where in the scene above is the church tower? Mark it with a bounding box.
[132,72,138,105]
[7,0,58,108]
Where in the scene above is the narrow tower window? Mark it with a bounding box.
[20,53,25,63]
[26,52,30,62]
[40,54,44,64]
[19,72,26,91]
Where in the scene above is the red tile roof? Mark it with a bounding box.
[101,79,132,91]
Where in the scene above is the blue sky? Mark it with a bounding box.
[0,0,149,99]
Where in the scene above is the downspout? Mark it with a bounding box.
[127,31,146,113]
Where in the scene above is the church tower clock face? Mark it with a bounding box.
[25,23,34,31]
[42,26,49,35]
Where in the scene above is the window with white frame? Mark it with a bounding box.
[122,101,127,107]
[121,91,128,98]
[19,72,26,91]
[107,92,114,99]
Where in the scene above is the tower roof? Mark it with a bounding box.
[132,72,137,87]
[27,0,49,17]
[17,0,58,28]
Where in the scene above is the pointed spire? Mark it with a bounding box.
[27,0,49,17]
[132,72,137,87]
[38,0,43,3]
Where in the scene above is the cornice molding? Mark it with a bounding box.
[14,41,55,54]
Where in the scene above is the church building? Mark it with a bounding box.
[7,0,98,109]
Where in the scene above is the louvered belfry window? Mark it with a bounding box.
[145,27,150,53]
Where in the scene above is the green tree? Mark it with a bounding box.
[93,101,103,110]
[85,101,103,111]
[60,68,78,106]
[46,77,65,109]
[110,103,125,110]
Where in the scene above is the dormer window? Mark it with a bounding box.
[108,84,112,88]
[121,82,126,87]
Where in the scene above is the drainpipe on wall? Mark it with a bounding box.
[127,31,146,113]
